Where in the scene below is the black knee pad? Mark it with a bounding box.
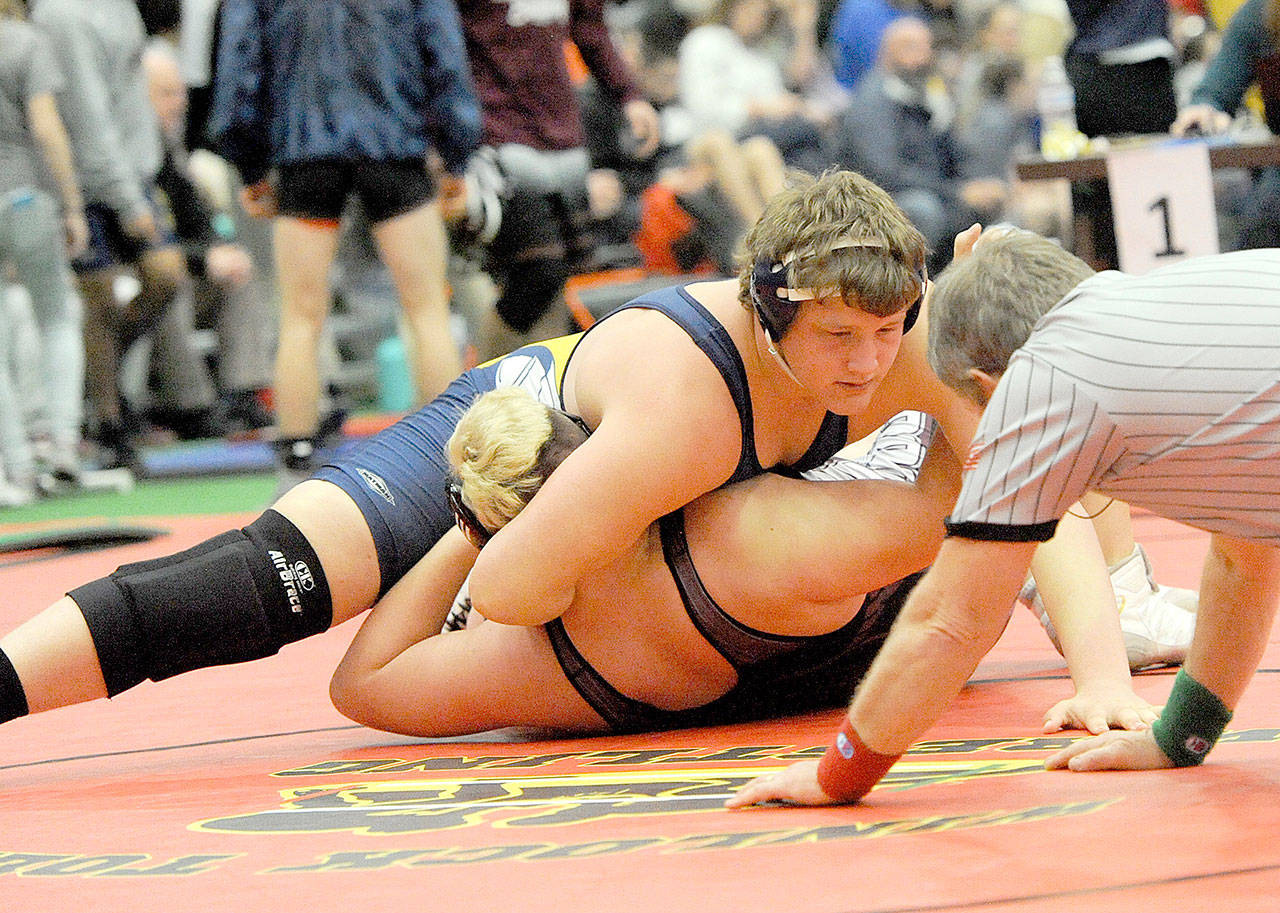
[69,510,332,696]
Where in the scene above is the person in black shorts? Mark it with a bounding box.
[208,0,483,488]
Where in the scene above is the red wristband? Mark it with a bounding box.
[816,716,901,803]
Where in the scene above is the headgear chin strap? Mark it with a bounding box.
[749,241,926,342]
[764,326,805,387]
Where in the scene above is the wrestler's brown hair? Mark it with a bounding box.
[736,169,928,321]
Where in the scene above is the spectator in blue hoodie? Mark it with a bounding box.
[209,0,483,490]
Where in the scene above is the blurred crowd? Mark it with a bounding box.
[0,0,1272,503]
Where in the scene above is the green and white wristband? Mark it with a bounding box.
[1151,669,1232,767]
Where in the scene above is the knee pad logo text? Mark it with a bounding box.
[269,550,313,615]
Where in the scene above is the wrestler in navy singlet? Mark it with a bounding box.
[314,285,850,595]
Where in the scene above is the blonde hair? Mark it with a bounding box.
[926,229,1094,402]
[447,387,590,533]
[0,0,27,19]
[736,169,928,324]
[447,388,552,532]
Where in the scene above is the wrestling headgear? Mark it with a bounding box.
[749,242,927,340]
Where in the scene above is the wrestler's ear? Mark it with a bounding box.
[967,368,1001,407]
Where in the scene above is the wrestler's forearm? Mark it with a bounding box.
[1030,513,1132,694]
[849,602,995,754]
[334,530,477,678]
[850,539,1034,753]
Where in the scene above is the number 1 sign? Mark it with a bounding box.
[1105,140,1219,274]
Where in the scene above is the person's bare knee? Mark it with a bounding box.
[373,202,448,303]
[686,127,737,166]
[272,218,340,323]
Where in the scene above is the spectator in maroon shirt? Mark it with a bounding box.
[450,0,660,343]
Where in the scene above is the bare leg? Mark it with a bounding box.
[1,599,107,711]
[738,134,787,207]
[371,200,459,406]
[447,254,501,364]
[271,217,340,440]
[0,479,381,718]
[685,128,765,225]
[1085,492,1134,566]
[271,479,382,624]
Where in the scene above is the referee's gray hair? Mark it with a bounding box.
[926,229,1094,403]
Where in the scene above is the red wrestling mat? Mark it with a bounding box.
[3,512,1279,913]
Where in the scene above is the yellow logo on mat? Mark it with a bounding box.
[193,760,1047,836]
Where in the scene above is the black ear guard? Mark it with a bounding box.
[900,276,925,333]
[749,256,795,340]
[749,254,926,339]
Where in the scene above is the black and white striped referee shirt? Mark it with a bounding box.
[946,249,1280,543]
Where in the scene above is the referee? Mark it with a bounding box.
[729,229,1280,807]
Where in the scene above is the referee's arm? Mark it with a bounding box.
[727,533,1039,808]
[848,535,1037,754]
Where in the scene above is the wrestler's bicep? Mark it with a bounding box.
[472,342,744,624]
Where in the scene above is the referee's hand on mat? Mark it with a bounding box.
[725,761,840,809]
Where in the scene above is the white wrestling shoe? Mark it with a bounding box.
[1111,545,1198,670]
[801,411,936,483]
[1021,544,1198,671]
[441,576,480,632]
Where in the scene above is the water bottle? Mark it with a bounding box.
[376,335,414,414]
[1036,56,1085,160]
